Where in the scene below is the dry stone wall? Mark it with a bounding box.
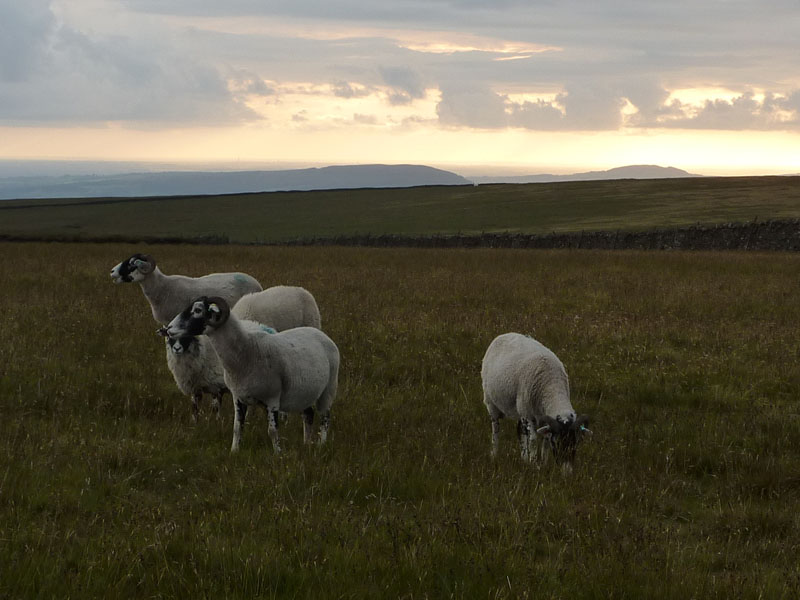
[3,219,800,251]
[285,219,800,251]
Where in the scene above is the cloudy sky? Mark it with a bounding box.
[1,0,799,175]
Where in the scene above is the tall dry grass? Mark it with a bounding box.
[1,242,799,598]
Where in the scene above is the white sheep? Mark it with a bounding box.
[165,296,339,453]
[163,287,320,420]
[160,323,279,421]
[231,285,322,330]
[110,252,263,420]
[481,333,591,472]
[110,254,321,421]
[109,253,263,325]
[162,333,228,420]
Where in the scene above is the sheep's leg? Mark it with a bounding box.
[211,391,223,420]
[487,404,502,458]
[231,398,248,453]
[490,417,501,458]
[317,411,330,445]
[526,419,535,463]
[536,435,550,465]
[302,407,315,444]
[267,409,282,454]
[314,377,336,446]
[517,419,533,462]
[191,392,202,423]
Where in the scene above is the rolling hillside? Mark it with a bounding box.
[1,176,799,244]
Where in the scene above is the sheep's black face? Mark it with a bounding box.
[165,296,228,339]
[166,335,196,355]
[167,300,212,338]
[110,253,153,283]
[538,415,592,472]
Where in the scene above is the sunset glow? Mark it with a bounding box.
[1,0,798,177]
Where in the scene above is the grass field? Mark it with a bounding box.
[1,176,799,243]
[2,242,800,598]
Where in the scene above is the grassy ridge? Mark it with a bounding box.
[1,176,799,243]
[2,242,800,598]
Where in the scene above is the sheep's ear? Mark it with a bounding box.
[133,256,154,274]
[156,326,168,337]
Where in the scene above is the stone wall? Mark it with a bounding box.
[284,219,800,251]
[4,219,800,251]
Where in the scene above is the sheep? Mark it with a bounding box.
[109,253,262,420]
[162,333,228,421]
[231,285,321,330]
[163,287,319,421]
[159,323,279,422]
[481,333,591,472]
[110,254,319,422]
[165,296,339,454]
[109,253,263,325]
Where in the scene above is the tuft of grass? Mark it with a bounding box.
[1,242,800,598]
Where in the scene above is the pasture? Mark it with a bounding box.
[2,176,800,243]
[2,241,800,598]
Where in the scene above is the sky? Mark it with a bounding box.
[1,0,799,176]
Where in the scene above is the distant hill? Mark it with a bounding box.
[0,164,470,200]
[471,165,700,184]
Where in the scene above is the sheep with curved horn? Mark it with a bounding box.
[165,296,339,453]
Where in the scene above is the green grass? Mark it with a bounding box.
[2,242,800,598]
[1,176,799,243]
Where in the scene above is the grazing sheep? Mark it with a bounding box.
[162,333,228,421]
[165,296,339,454]
[481,333,591,472]
[231,286,322,330]
[110,253,263,325]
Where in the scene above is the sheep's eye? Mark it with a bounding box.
[193,307,203,315]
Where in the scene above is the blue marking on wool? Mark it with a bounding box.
[261,325,277,334]
[234,274,249,284]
